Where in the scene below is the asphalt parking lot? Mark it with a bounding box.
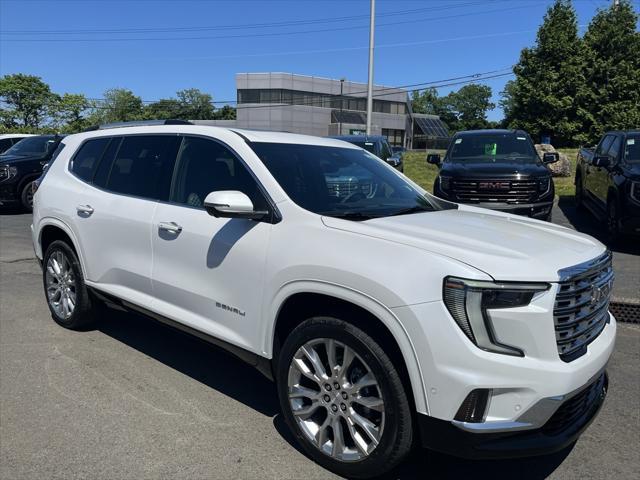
[1,209,639,479]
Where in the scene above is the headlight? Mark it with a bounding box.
[538,176,551,194]
[440,176,451,190]
[0,165,18,182]
[443,277,549,356]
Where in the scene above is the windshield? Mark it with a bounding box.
[346,140,377,155]
[449,133,536,162]
[251,142,449,220]
[625,134,639,163]
[2,136,56,157]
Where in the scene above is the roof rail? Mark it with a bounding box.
[83,119,193,132]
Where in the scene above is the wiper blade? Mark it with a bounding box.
[389,206,430,217]
[320,211,376,221]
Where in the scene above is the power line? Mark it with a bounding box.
[1,1,485,35]
[1,3,538,42]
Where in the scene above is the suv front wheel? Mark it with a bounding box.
[277,316,413,479]
[43,240,97,329]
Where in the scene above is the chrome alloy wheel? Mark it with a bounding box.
[45,250,76,319]
[287,338,385,462]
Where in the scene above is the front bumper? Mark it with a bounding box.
[469,200,553,218]
[417,372,608,459]
[0,182,19,205]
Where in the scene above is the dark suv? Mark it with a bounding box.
[331,135,403,172]
[576,130,640,239]
[0,135,64,211]
[429,129,558,220]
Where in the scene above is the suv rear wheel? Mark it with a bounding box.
[277,316,413,479]
[43,240,97,329]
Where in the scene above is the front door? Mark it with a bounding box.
[150,135,273,353]
[586,135,613,207]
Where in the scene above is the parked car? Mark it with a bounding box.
[0,134,36,154]
[32,121,614,479]
[392,146,406,156]
[331,134,403,172]
[0,135,64,211]
[429,129,558,221]
[575,130,640,240]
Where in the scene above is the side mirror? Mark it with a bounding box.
[386,156,401,167]
[203,191,268,220]
[592,156,610,168]
[426,153,441,166]
[542,152,559,164]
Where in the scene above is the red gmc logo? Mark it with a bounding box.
[479,182,510,190]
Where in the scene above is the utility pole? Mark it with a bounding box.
[339,77,345,135]
[365,0,375,135]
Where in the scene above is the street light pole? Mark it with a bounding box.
[365,0,375,135]
[340,78,345,135]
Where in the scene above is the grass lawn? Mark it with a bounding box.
[403,149,579,200]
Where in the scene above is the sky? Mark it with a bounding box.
[0,0,635,121]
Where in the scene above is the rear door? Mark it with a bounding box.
[150,134,273,352]
[71,134,180,305]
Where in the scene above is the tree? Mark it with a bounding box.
[144,98,183,120]
[213,105,236,120]
[411,88,441,115]
[90,88,144,124]
[176,88,215,120]
[504,0,584,145]
[576,0,640,144]
[444,84,495,131]
[52,93,90,132]
[0,74,56,129]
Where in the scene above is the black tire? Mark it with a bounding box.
[20,180,35,212]
[276,316,413,479]
[606,197,621,244]
[42,240,97,330]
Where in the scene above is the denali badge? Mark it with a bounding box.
[216,302,246,317]
[478,181,510,190]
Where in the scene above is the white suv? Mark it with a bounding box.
[32,122,615,478]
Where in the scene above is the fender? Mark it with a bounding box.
[36,216,88,279]
[263,279,430,414]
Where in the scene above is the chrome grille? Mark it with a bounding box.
[554,252,613,362]
[451,178,538,203]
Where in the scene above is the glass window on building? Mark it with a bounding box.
[382,129,405,147]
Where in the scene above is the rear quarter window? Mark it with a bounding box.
[70,138,111,182]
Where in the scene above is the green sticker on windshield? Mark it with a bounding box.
[484,143,497,155]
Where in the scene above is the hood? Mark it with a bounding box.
[440,160,548,178]
[0,153,45,164]
[322,205,605,282]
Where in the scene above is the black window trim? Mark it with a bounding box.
[67,132,281,224]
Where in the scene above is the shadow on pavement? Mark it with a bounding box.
[96,307,279,417]
[557,196,639,255]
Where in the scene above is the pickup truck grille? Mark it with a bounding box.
[450,178,538,203]
[326,177,372,199]
[554,252,613,362]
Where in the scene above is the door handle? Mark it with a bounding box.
[158,222,182,234]
[76,204,94,216]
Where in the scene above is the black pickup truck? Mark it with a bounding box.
[0,135,64,211]
[575,130,640,240]
[429,129,558,220]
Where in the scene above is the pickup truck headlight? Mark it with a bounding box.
[0,165,18,182]
[631,181,640,204]
[538,176,551,195]
[443,277,549,356]
[439,176,451,190]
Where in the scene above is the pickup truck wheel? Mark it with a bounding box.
[43,240,96,330]
[20,180,35,212]
[277,317,413,479]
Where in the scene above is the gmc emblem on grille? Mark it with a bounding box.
[478,181,510,190]
[590,281,611,305]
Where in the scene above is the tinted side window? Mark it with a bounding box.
[71,138,110,182]
[106,135,180,201]
[379,140,392,160]
[596,135,614,156]
[171,136,267,210]
[606,136,622,161]
[93,137,121,188]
